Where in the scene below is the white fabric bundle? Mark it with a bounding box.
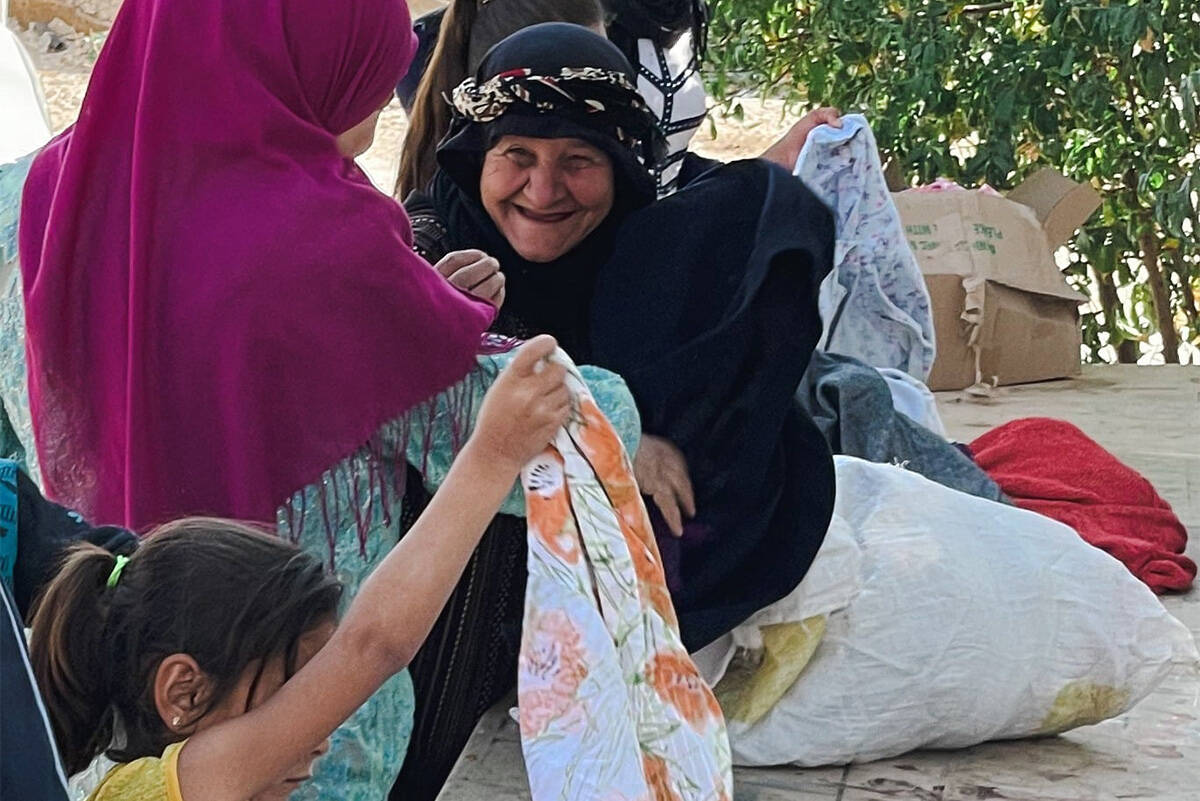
[709,457,1197,766]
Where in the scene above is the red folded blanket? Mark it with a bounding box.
[970,417,1195,593]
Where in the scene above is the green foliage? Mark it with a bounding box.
[707,0,1200,363]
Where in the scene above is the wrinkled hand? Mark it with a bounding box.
[470,336,570,476]
[761,106,843,171]
[435,249,506,309]
[634,434,695,537]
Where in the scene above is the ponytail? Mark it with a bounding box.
[29,543,121,775]
[29,519,341,774]
[396,0,478,199]
[395,0,605,200]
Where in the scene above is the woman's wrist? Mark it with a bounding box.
[458,438,525,491]
[761,136,798,171]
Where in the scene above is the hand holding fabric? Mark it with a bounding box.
[633,434,695,537]
[761,106,843,171]
[470,336,570,476]
[435,249,507,309]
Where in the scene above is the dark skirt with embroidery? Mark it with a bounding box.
[391,469,527,801]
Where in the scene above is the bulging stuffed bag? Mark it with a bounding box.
[716,457,1197,766]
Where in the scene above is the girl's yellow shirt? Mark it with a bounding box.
[86,741,185,801]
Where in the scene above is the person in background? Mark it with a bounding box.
[603,0,710,195]
[28,339,571,801]
[603,0,841,194]
[2,579,68,801]
[394,5,445,114]
[3,462,137,620]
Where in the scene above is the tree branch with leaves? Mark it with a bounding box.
[707,0,1200,363]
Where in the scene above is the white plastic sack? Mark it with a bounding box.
[723,456,1198,766]
[693,514,862,688]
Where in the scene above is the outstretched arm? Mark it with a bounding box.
[177,336,570,801]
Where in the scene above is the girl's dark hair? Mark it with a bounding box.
[395,0,605,199]
[29,518,342,775]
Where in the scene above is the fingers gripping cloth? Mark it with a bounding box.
[518,352,733,801]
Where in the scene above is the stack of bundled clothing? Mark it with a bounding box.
[784,115,1005,505]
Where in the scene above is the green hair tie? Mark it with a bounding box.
[106,555,130,589]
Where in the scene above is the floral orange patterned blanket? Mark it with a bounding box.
[518,355,732,801]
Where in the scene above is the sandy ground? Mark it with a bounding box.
[8,14,791,194]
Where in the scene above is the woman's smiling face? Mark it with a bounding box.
[479,135,615,263]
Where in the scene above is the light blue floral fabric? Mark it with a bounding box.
[793,115,937,380]
[0,458,16,592]
[0,154,37,480]
[404,358,641,515]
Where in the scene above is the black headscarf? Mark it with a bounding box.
[418,23,664,359]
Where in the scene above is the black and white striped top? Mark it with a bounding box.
[631,30,708,197]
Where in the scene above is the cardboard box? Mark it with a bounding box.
[894,168,1101,391]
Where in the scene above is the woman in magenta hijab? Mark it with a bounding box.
[12,0,641,797]
[17,0,493,530]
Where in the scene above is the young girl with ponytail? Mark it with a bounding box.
[30,337,571,801]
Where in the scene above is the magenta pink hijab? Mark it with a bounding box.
[18,0,494,530]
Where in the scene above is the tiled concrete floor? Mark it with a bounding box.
[439,366,1200,801]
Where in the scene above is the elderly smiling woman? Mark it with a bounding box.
[407,24,665,358]
[407,22,838,653]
